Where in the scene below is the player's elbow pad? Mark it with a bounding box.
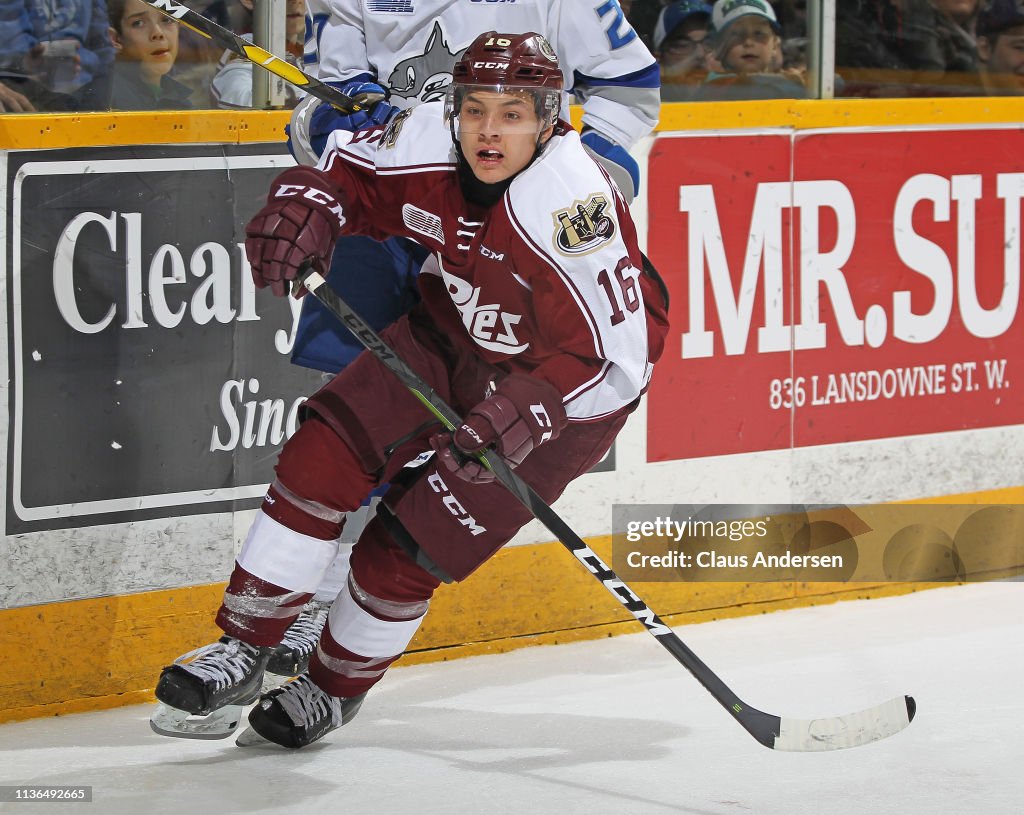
[581,129,641,200]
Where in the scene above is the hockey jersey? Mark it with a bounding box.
[316,103,668,422]
[303,0,660,149]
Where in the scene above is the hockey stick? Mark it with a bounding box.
[295,267,916,752]
[139,0,363,111]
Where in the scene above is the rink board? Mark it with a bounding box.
[1,101,1023,722]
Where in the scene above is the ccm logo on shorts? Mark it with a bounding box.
[428,473,486,536]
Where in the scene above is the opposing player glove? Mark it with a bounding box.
[580,128,641,201]
[244,166,347,298]
[430,374,568,485]
[309,80,398,156]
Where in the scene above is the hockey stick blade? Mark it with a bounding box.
[773,695,916,752]
[139,0,362,111]
[295,267,916,751]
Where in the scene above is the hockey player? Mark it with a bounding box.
[152,31,669,749]
[270,0,662,677]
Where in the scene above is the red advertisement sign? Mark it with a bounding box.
[647,127,1022,461]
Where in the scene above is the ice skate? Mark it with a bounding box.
[150,636,272,739]
[236,673,367,749]
[265,599,331,681]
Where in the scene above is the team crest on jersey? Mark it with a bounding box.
[552,194,616,256]
[381,108,412,149]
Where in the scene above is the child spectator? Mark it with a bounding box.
[210,0,306,109]
[654,1,713,101]
[80,0,192,110]
[976,0,1024,93]
[697,0,808,100]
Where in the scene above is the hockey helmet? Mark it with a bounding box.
[446,32,564,131]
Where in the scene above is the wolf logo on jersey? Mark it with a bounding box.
[552,194,616,256]
[387,21,468,102]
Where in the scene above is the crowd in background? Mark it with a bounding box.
[648,0,1024,100]
[1,0,1023,113]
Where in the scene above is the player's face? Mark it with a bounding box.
[113,0,179,82]
[980,27,1024,92]
[720,17,778,75]
[457,90,552,184]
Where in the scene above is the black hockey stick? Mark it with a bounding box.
[296,267,916,752]
[139,0,363,111]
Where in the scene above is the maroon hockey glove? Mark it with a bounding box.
[244,166,347,298]
[430,374,568,485]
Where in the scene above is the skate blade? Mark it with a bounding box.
[149,701,246,740]
[260,670,294,693]
[235,724,276,748]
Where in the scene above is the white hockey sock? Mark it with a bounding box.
[237,510,340,593]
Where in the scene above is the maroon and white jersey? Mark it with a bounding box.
[317,103,668,422]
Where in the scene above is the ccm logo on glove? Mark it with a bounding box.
[274,184,347,230]
[429,373,567,485]
[244,166,347,298]
[529,404,554,444]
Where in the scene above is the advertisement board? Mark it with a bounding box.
[5,144,320,533]
[647,126,1022,461]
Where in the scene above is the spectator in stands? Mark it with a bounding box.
[0,76,34,111]
[80,0,192,110]
[776,0,807,37]
[0,0,114,97]
[836,1,945,75]
[654,0,712,101]
[1,69,80,111]
[976,0,1024,93]
[629,0,673,49]
[836,2,978,76]
[929,0,980,73]
[210,0,306,109]
[696,0,808,100]
[173,0,233,107]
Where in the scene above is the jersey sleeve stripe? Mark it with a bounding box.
[503,195,607,361]
[377,163,456,175]
[571,63,661,91]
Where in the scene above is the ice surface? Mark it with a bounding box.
[0,582,1020,814]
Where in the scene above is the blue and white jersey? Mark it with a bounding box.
[302,0,659,149]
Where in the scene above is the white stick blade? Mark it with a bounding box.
[773,695,914,752]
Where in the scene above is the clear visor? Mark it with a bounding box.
[445,83,559,135]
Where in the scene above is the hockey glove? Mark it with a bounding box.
[244,166,347,298]
[430,374,568,485]
[309,80,397,156]
[580,128,641,201]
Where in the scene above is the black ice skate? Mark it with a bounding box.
[150,636,272,740]
[265,600,331,680]
[236,673,367,749]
